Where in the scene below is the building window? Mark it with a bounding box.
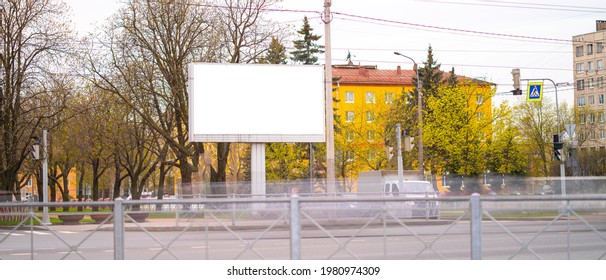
[576,46,584,57]
[600,112,605,122]
[589,95,595,105]
[346,131,354,142]
[367,150,377,161]
[579,114,586,123]
[366,130,376,142]
[578,97,585,107]
[591,130,596,140]
[346,150,355,162]
[577,80,585,90]
[576,63,585,73]
[589,78,595,88]
[476,94,483,104]
[599,60,604,70]
[345,91,354,103]
[366,92,375,104]
[589,61,594,71]
[345,111,354,122]
[366,111,375,123]
[590,113,596,123]
[588,44,594,55]
[599,77,604,88]
[384,92,394,104]
[599,94,604,105]
[26,179,32,186]
[601,130,606,140]
[598,42,604,53]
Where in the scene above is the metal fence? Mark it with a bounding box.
[1,194,606,260]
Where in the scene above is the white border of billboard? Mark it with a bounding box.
[188,63,325,143]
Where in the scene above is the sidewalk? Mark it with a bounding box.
[43,216,450,232]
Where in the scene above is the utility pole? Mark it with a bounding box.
[324,0,336,194]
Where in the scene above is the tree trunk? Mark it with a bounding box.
[61,172,70,201]
[212,142,230,195]
[179,154,193,198]
[113,158,122,199]
[155,163,168,210]
[77,166,85,211]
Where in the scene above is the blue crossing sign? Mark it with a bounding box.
[526,82,543,102]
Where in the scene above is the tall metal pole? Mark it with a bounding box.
[523,78,565,196]
[324,0,336,194]
[394,52,424,179]
[549,79,566,197]
[42,129,50,225]
[396,123,404,188]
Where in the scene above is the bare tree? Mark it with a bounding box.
[86,0,284,197]
[0,0,74,200]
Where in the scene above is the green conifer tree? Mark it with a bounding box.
[259,37,287,64]
[291,16,324,65]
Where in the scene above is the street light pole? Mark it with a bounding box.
[394,52,424,179]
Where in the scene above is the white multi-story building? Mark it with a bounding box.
[573,20,606,154]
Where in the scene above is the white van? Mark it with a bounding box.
[383,180,440,219]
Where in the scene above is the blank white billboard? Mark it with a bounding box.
[188,63,325,143]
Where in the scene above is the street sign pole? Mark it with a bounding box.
[42,129,50,225]
[522,78,565,196]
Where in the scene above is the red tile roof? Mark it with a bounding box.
[332,65,495,87]
[332,65,416,86]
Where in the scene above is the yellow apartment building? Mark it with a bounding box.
[332,63,416,191]
[331,63,493,192]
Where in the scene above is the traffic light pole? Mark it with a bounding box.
[42,129,50,224]
[396,123,404,189]
[521,78,565,196]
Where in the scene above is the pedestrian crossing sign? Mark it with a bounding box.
[526,82,543,102]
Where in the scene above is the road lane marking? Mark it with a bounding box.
[0,233,24,236]
[10,253,36,256]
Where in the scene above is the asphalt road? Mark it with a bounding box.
[2,219,606,260]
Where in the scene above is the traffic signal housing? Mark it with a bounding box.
[553,134,563,161]
[511,68,522,95]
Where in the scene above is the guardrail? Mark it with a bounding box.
[1,194,605,260]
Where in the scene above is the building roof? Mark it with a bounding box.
[332,63,416,86]
[332,63,495,87]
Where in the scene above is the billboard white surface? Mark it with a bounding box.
[188,63,325,143]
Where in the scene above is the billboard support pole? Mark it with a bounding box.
[251,143,266,197]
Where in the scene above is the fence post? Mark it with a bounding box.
[114,198,125,260]
[470,193,482,260]
[290,195,301,260]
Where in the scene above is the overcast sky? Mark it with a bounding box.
[65,0,606,106]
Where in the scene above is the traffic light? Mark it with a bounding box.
[554,148,562,161]
[31,136,40,160]
[553,134,563,161]
[32,144,40,160]
[511,68,522,95]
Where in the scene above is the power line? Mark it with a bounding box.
[332,11,571,43]
[331,47,571,54]
[137,1,575,44]
[424,0,606,13]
